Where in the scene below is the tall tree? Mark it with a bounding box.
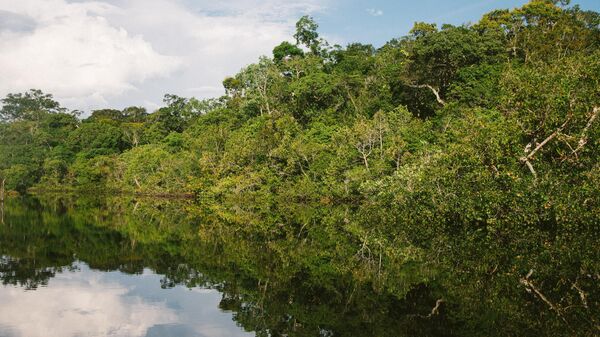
[0,89,68,122]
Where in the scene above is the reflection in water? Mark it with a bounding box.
[0,195,451,337]
[0,193,596,336]
[0,263,251,337]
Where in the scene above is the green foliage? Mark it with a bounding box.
[67,120,128,158]
[116,144,195,193]
[2,164,38,192]
[0,89,69,122]
[70,155,118,187]
[294,15,321,54]
[272,41,304,62]
[0,196,452,336]
[40,158,68,186]
[1,5,599,335]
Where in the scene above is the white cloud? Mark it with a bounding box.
[367,8,384,17]
[0,273,177,337]
[0,264,256,337]
[0,0,180,112]
[0,0,328,113]
[180,0,324,19]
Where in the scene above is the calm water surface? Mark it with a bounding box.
[0,195,449,337]
[0,261,252,337]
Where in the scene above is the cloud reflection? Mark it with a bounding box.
[0,270,177,337]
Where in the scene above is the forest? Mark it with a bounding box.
[0,0,598,335]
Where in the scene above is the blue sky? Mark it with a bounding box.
[315,0,600,46]
[0,0,598,112]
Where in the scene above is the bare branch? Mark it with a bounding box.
[572,107,599,155]
[522,157,538,180]
[520,117,571,179]
[520,270,569,325]
[408,84,446,106]
[346,87,359,113]
[527,118,571,160]
[571,281,588,309]
[408,299,445,319]
[134,176,142,189]
[427,299,444,318]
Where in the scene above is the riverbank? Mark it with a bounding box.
[26,187,195,199]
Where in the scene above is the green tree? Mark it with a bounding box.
[272,41,304,62]
[0,89,69,122]
[294,15,322,54]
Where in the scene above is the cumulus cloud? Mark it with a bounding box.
[0,0,328,112]
[367,8,384,17]
[0,10,37,32]
[0,273,177,337]
[98,0,328,107]
[0,264,255,337]
[0,0,180,111]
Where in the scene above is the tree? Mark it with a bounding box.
[122,106,148,122]
[236,58,282,116]
[67,121,128,158]
[0,89,68,122]
[2,164,38,193]
[88,109,125,122]
[403,23,504,112]
[0,170,5,202]
[294,16,321,54]
[223,77,243,97]
[408,22,437,38]
[499,52,600,178]
[273,41,304,62]
[141,95,189,143]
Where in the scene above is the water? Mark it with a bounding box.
[0,262,251,337]
[0,195,450,337]
[1,195,593,336]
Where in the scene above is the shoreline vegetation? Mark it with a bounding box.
[0,1,599,336]
[25,187,196,199]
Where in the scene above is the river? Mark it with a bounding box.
[0,195,450,337]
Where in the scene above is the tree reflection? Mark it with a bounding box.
[0,195,596,336]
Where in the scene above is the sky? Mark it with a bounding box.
[0,0,598,114]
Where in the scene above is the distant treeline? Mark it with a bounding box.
[0,1,599,335]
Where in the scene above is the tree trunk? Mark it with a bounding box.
[0,178,4,225]
[0,178,5,202]
[362,153,370,172]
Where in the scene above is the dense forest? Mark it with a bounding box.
[0,0,599,335]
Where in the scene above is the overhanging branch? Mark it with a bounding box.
[572,107,599,155]
[520,116,571,180]
[408,84,446,106]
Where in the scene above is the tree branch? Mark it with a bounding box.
[346,87,359,113]
[520,116,571,179]
[427,298,444,318]
[572,107,599,155]
[408,298,445,319]
[571,281,588,309]
[520,270,569,325]
[408,84,446,106]
[522,159,538,180]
